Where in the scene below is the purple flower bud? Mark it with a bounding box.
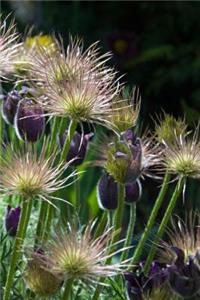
[2,90,21,125]
[15,99,45,142]
[125,137,142,183]
[97,173,118,210]
[125,180,142,204]
[59,131,93,166]
[5,205,21,236]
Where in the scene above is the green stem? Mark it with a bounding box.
[3,199,33,300]
[120,203,136,262]
[35,117,60,245]
[94,212,107,239]
[60,119,77,162]
[130,172,170,266]
[143,176,184,274]
[41,119,77,241]
[62,278,74,300]
[74,171,80,212]
[92,184,125,300]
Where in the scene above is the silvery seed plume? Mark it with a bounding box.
[0,15,21,79]
[0,142,76,205]
[38,224,131,285]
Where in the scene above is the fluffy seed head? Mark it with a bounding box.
[108,86,141,133]
[28,37,120,126]
[162,128,200,179]
[0,16,21,79]
[154,112,187,145]
[24,252,62,296]
[159,212,200,265]
[0,143,74,202]
[41,225,128,283]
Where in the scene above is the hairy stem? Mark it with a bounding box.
[3,199,33,300]
[62,278,74,300]
[130,172,170,266]
[121,203,136,262]
[143,176,184,274]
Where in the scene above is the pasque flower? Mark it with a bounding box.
[1,90,21,125]
[96,129,161,184]
[5,205,21,236]
[14,98,45,142]
[59,131,93,166]
[97,172,118,210]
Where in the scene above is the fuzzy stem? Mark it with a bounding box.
[3,199,33,300]
[62,278,74,300]
[94,212,107,239]
[35,117,60,245]
[60,119,77,162]
[92,184,125,300]
[120,203,136,262]
[41,119,77,241]
[74,170,80,212]
[130,172,170,266]
[113,183,125,244]
[143,176,184,274]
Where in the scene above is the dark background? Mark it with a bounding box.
[1,1,200,246]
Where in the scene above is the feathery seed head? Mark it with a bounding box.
[0,143,74,201]
[42,225,128,283]
[108,86,141,133]
[0,16,21,79]
[24,252,62,296]
[159,213,200,265]
[163,128,200,179]
[154,112,187,145]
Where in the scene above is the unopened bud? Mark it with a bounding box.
[125,180,142,204]
[2,90,21,124]
[5,205,21,236]
[97,173,118,210]
[15,99,45,142]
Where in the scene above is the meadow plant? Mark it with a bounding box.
[1,15,200,300]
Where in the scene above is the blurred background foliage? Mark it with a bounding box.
[1,1,200,246]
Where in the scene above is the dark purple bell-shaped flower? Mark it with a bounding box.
[59,131,93,166]
[125,180,142,204]
[15,98,45,142]
[2,90,21,125]
[124,261,169,300]
[97,173,118,210]
[168,247,200,298]
[5,205,21,236]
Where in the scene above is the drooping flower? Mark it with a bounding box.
[124,261,179,300]
[24,251,62,297]
[162,128,200,180]
[5,205,21,236]
[14,98,45,142]
[1,90,21,125]
[0,143,75,204]
[39,225,129,285]
[59,131,93,166]
[97,172,118,210]
[95,129,162,184]
[0,16,21,79]
[125,180,142,204]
